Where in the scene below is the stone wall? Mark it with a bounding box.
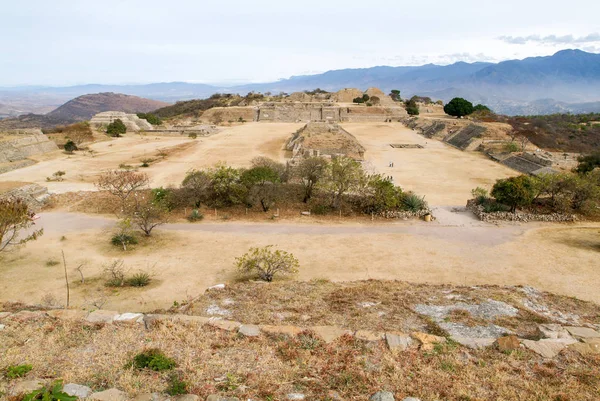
[200,107,257,123]
[466,199,576,223]
[0,130,58,163]
[0,183,49,212]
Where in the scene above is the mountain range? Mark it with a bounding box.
[1,49,599,117]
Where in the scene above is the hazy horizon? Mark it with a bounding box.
[2,0,600,86]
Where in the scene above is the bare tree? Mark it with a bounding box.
[0,198,43,253]
[518,135,530,152]
[126,193,168,236]
[96,170,149,206]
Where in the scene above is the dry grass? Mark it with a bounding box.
[0,313,599,400]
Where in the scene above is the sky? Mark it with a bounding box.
[1,0,600,86]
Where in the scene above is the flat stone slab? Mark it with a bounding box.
[46,309,88,320]
[370,391,395,401]
[311,326,352,343]
[385,332,413,352]
[208,319,242,332]
[9,380,44,396]
[239,324,260,337]
[569,338,600,355]
[440,322,510,342]
[205,395,236,401]
[414,300,518,321]
[355,330,385,342]
[260,325,304,337]
[89,388,129,401]
[537,324,573,340]
[86,310,119,324]
[63,383,92,399]
[522,339,570,358]
[453,337,496,349]
[565,326,600,339]
[114,312,144,324]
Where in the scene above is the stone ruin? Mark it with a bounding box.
[200,87,408,124]
[286,122,366,163]
[90,111,154,131]
[0,183,50,212]
[0,129,59,174]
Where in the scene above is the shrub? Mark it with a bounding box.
[5,364,32,379]
[22,380,76,401]
[188,132,198,139]
[187,209,204,222]
[444,97,474,118]
[166,374,188,396]
[471,187,488,205]
[136,113,162,125]
[111,233,138,249]
[575,151,600,174]
[106,119,127,136]
[504,142,519,153]
[473,104,491,112]
[236,245,300,282]
[402,193,428,212]
[352,97,365,104]
[131,349,176,371]
[45,258,60,267]
[491,175,536,213]
[310,203,332,215]
[104,259,127,287]
[63,140,77,154]
[127,272,151,287]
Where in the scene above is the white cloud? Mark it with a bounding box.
[498,33,600,45]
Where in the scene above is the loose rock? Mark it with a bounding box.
[411,332,446,351]
[86,310,119,324]
[311,326,351,343]
[239,324,260,337]
[205,395,237,401]
[63,383,92,399]
[9,380,44,396]
[385,332,413,352]
[522,339,570,359]
[565,326,600,340]
[355,330,385,342]
[88,388,129,401]
[370,391,395,401]
[287,393,306,400]
[537,324,573,340]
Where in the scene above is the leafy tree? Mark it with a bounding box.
[241,166,281,211]
[353,97,365,104]
[236,245,299,282]
[106,119,127,136]
[490,175,536,213]
[320,156,365,208]
[473,104,492,113]
[0,198,43,253]
[362,94,370,102]
[208,164,246,207]
[370,96,381,105]
[137,113,162,125]
[360,175,403,213]
[575,151,600,174]
[295,157,328,202]
[444,98,474,118]
[181,170,212,207]
[63,140,77,154]
[389,89,401,101]
[251,157,288,182]
[405,96,420,116]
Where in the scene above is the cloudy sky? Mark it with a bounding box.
[1,0,599,86]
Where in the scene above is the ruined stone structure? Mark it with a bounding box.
[0,183,50,212]
[90,111,154,131]
[0,129,58,174]
[286,122,366,162]
[495,152,556,175]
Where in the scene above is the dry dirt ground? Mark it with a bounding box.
[1,212,599,313]
[343,123,517,205]
[1,122,599,315]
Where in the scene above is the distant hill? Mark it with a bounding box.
[1,49,600,116]
[0,92,169,129]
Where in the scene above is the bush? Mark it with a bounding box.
[188,132,198,139]
[504,142,519,153]
[491,175,536,213]
[405,96,420,116]
[471,187,488,205]
[0,198,43,253]
[104,259,127,287]
[5,364,32,379]
[111,233,138,249]
[444,98,474,118]
[127,272,151,287]
[236,245,300,282]
[187,209,204,222]
[131,349,176,371]
[106,119,127,137]
[166,374,188,396]
[137,113,162,125]
[401,193,428,212]
[352,97,365,104]
[310,203,333,215]
[63,140,77,154]
[575,151,600,174]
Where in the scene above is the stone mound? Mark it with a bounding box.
[286,122,366,161]
[334,88,364,103]
[90,111,154,131]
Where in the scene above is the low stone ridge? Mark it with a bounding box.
[466,199,576,223]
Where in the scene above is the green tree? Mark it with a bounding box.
[361,175,403,213]
[319,156,365,208]
[405,96,420,116]
[241,166,281,211]
[389,89,401,101]
[63,140,77,154]
[208,164,246,207]
[0,198,43,252]
[491,175,536,213]
[295,157,328,202]
[473,104,492,113]
[106,119,127,137]
[137,113,162,125]
[444,98,474,118]
[181,170,212,207]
